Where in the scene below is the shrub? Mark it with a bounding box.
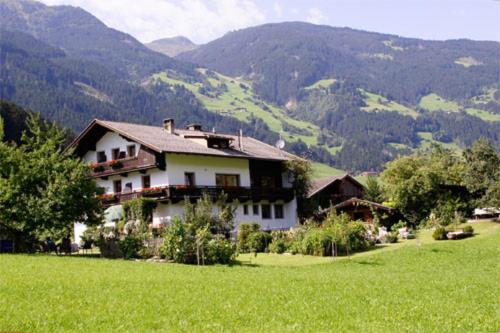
[206,237,236,264]
[433,227,448,240]
[347,222,370,250]
[161,217,187,262]
[269,238,288,254]
[119,235,144,259]
[463,225,474,234]
[247,231,272,253]
[302,228,332,256]
[383,232,398,244]
[237,223,261,253]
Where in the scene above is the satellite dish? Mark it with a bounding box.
[275,139,285,150]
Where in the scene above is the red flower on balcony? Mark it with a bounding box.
[108,160,123,169]
[141,187,163,194]
[97,193,115,201]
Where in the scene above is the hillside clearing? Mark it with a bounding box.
[1,222,498,332]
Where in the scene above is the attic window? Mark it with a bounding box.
[207,138,230,149]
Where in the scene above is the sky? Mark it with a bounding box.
[39,0,500,44]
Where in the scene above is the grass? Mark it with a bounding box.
[152,70,321,146]
[419,93,460,112]
[360,90,418,118]
[417,131,462,152]
[304,78,337,90]
[1,221,498,332]
[454,56,482,68]
[311,162,345,179]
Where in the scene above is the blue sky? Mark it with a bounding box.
[40,0,500,43]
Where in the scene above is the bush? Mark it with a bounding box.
[237,223,261,253]
[161,217,187,262]
[206,237,236,264]
[119,235,144,259]
[302,228,332,256]
[247,231,272,253]
[269,238,288,254]
[433,227,448,240]
[383,232,398,244]
[462,225,473,233]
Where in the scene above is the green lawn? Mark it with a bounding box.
[1,221,498,332]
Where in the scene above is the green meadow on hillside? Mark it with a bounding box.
[1,222,498,332]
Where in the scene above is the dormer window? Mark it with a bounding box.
[127,145,136,157]
[207,138,230,149]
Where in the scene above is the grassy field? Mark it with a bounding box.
[419,93,461,112]
[1,221,498,332]
[360,90,419,118]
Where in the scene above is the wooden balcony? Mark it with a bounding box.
[89,157,158,178]
[99,186,294,206]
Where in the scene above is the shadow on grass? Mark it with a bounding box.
[353,259,383,266]
[230,260,259,268]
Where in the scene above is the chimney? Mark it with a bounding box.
[163,118,174,134]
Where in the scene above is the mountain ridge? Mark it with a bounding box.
[147,36,198,57]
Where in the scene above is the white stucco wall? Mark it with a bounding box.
[152,199,298,231]
[83,132,138,163]
[165,153,250,186]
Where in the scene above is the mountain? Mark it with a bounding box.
[146,36,198,57]
[0,99,29,143]
[179,22,499,106]
[175,22,500,171]
[0,29,280,146]
[1,1,498,173]
[0,0,196,80]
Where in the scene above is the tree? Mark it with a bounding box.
[381,144,468,225]
[285,159,312,219]
[0,114,103,252]
[462,138,500,207]
[364,176,384,203]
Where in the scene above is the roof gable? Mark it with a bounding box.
[307,174,364,198]
[68,119,298,161]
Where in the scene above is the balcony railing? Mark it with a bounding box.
[89,157,157,177]
[98,185,294,206]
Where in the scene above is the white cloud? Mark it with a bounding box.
[273,2,283,17]
[39,0,266,44]
[306,7,326,25]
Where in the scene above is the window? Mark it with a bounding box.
[274,204,284,219]
[142,175,151,189]
[261,204,271,219]
[111,148,120,160]
[261,176,276,188]
[243,205,249,215]
[252,204,259,215]
[127,145,136,157]
[185,172,196,187]
[113,180,122,193]
[216,174,240,187]
[124,182,133,193]
[97,151,107,163]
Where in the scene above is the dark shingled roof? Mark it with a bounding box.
[307,174,364,198]
[69,119,298,161]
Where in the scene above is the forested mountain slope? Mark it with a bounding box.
[1,1,498,173]
[179,22,499,106]
[0,30,279,144]
[0,0,196,79]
